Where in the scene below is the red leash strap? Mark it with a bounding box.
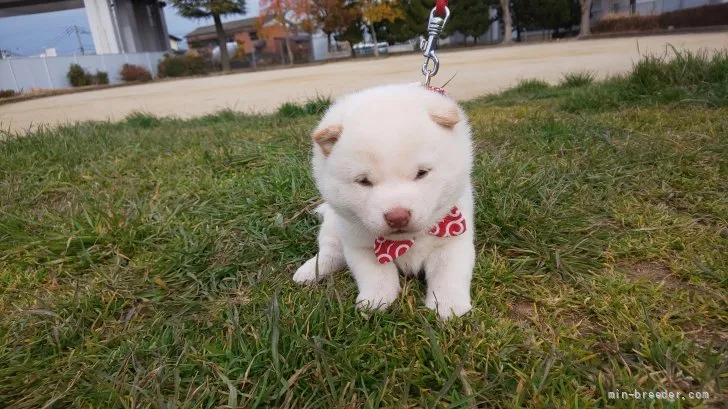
[435,0,447,16]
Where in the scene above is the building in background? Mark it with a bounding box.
[168,34,183,53]
[186,16,327,64]
[186,16,275,56]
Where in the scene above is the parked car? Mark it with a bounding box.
[352,42,389,57]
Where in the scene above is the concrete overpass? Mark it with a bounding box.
[0,0,170,54]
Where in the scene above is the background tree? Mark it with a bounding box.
[540,0,573,37]
[499,0,513,44]
[359,0,403,56]
[563,0,581,37]
[310,0,360,49]
[260,0,307,65]
[578,0,592,37]
[171,0,247,72]
[511,0,571,39]
[337,18,365,46]
[298,0,317,34]
[510,0,530,40]
[380,0,430,44]
[447,0,494,46]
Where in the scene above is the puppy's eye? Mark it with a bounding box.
[355,177,373,187]
[415,169,430,180]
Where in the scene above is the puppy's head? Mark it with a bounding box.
[311,84,473,238]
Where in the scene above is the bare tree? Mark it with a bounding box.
[579,0,592,37]
[499,0,512,44]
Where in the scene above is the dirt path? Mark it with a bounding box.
[1,32,727,134]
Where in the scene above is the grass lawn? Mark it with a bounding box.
[1,49,727,408]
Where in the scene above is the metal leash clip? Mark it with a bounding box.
[420,6,450,86]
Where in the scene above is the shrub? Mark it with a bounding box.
[95,71,109,85]
[67,63,92,87]
[157,55,206,78]
[120,64,153,83]
[0,89,18,99]
[593,4,728,34]
[659,3,728,29]
[592,14,659,34]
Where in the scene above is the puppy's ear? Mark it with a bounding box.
[312,124,342,156]
[428,101,461,129]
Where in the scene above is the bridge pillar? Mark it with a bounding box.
[83,0,169,54]
[83,0,121,54]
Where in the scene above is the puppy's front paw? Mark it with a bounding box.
[425,290,472,320]
[293,258,321,284]
[356,286,400,311]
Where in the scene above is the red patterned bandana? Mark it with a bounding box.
[427,86,446,95]
[374,206,466,264]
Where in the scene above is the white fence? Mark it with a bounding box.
[389,43,417,54]
[0,51,167,92]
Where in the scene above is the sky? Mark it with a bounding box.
[0,1,260,57]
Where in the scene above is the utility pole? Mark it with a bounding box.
[72,25,85,55]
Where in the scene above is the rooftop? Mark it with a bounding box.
[185,15,273,40]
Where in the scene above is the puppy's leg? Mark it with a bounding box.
[293,208,346,284]
[424,238,474,319]
[344,247,401,310]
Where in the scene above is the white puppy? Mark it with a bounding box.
[293,83,475,319]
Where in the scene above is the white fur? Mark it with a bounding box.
[293,84,475,320]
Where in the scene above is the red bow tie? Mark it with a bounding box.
[374,206,466,264]
[427,85,446,95]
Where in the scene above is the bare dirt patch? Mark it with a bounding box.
[507,299,536,323]
[617,261,687,291]
[507,298,596,334]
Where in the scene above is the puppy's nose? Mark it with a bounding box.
[384,208,411,229]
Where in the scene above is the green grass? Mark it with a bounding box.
[1,49,727,408]
[277,95,332,118]
[482,48,728,112]
[560,71,596,88]
[510,78,552,93]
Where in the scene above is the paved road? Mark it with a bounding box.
[1,32,727,134]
